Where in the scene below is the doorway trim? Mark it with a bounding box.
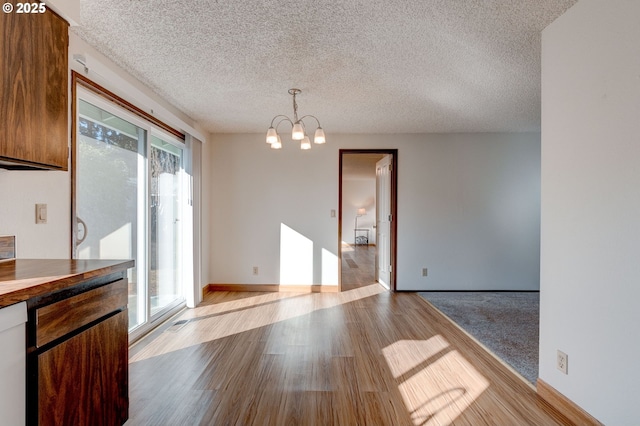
[339,149,398,292]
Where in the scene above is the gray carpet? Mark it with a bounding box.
[418,291,539,384]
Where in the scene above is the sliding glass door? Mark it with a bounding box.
[150,136,183,316]
[76,97,146,329]
[75,89,186,334]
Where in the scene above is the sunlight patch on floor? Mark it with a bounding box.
[182,292,301,319]
[382,338,489,425]
[129,284,385,363]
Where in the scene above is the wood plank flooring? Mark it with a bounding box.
[341,243,376,291]
[126,286,571,425]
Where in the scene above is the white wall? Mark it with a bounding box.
[540,1,640,424]
[342,177,377,245]
[207,134,339,286]
[206,132,540,291]
[0,170,70,258]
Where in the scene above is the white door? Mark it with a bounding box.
[376,155,392,289]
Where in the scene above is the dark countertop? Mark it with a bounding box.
[0,259,135,308]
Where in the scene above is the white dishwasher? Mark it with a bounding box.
[0,301,27,426]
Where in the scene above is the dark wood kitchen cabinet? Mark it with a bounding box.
[0,7,69,170]
[37,309,128,426]
[22,265,131,426]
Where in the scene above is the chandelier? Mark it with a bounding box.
[266,89,326,150]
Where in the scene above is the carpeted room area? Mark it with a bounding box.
[419,291,539,384]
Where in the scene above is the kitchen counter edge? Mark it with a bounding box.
[0,259,135,308]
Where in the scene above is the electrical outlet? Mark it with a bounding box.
[557,350,568,374]
[252,266,259,275]
[422,268,428,277]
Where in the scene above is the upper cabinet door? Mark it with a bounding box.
[0,8,69,170]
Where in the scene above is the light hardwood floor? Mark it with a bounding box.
[341,243,377,291]
[127,284,570,425]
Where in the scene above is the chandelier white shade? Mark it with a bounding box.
[270,135,282,149]
[314,127,326,144]
[291,123,305,140]
[301,136,311,150]
[266,127,278,144]
[266,89,326,150]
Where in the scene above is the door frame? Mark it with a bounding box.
[338,149,398,292]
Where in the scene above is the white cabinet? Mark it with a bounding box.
[0,302,27,426]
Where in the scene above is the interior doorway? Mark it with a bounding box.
[339,149,398,292]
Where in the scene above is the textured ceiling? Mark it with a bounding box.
[72,0,577,135]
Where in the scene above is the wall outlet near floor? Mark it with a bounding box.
[557,350,568,374]
[422,268,428,277]
[252,266,259,275]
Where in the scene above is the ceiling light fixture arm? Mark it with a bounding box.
[297,114,322,129]
[269,114,293,129]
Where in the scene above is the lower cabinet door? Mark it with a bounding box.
[37,310,128,426]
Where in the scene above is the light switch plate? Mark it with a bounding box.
[36,203,47,224]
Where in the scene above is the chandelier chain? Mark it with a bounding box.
[292,91,299,123]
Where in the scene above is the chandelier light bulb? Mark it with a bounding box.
[266,127,278,144]
[301,136,311,150]
[314,127,326,144]
[292,123,305,140]
[271,135,282,149]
